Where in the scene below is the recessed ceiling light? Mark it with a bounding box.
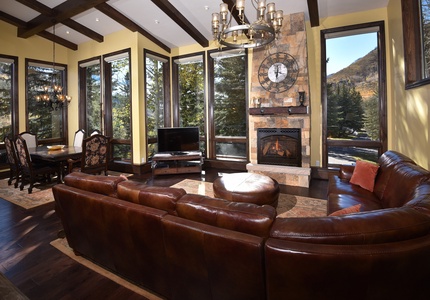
[66,31,70,34]
[155,20,160,24]
[95,18,99,22]
[204,6,209,10]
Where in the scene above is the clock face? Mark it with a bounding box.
[258,52,299,93]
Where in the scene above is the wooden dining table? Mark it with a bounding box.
[28,145,82,183]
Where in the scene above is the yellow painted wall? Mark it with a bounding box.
[387,0,430,169]
[0,21,69,132]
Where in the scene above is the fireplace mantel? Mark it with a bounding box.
[249,106,308,116]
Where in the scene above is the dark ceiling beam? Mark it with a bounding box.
[307,0,320,27]
[0,11,27,27]
[95,2,171,53]
[17,0,109,38]
[15,0,53,16]
[223,0,250,25]
[0,10,77,50]
[37,31,78,51]
[16,0,103,42]
[62,19,104,43]
[151,0,209,48]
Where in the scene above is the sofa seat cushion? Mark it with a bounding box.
[176,194,276,237]
[64,172,126,197]
[117,181,186,215]
[327,176,382,214]
[270,207,430,245]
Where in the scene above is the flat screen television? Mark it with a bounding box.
[157,127,200,154]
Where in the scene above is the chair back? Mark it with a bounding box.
[4,136,18,165]
[15,135,31,169]
[80,134,110,175]
[90,129,102,136]
[19,131,37,148]
[73,129,85,147]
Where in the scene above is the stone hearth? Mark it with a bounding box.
[246,163,311,188]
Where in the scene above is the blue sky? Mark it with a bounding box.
[326,32,377,75]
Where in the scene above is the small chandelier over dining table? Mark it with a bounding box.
[35,24,71,110]
[211,0,283,49]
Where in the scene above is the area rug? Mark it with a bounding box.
[50,238,160,300]
[171,179,327,218]
[0,179,56,209]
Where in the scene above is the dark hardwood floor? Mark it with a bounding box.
[0,168,328,299]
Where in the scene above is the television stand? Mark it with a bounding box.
[151,151,203,176]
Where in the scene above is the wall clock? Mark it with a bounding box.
[258,52,299,93]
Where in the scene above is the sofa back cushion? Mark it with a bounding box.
[64,172,126,197]
[373,151,417,201]
[380,162,430,208]
[176,194,276,237]
[117,180,186,215]
[270,207,430,245]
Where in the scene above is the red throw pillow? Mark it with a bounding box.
[329,204,361,216]
[349,160,379,192]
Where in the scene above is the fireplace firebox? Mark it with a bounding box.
[257,128,301,167]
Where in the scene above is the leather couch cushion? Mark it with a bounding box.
[176,194,276,237]
[64,172,126,197]
[270,207,430,245]
[380,162,430,208]
[117,181,186,215]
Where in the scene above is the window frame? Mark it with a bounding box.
[144,49,171,160]
[207,48,249,162]
[0,54,19,149]
[172,51,206,156]
[25,58,68,145]
[320,21,388,167]
[402,0,430,88]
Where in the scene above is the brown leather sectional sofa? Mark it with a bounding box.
[53,150,430,299]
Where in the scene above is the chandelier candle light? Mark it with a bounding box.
[36,24,71,110]
[212,0,283,49]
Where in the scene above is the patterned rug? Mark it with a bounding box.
[0,179,56,209]
[171,179,327,218]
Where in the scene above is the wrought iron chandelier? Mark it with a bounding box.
[35,24,71,110]
[211,0,283,49]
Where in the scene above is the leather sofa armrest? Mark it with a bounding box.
[339,165,355,180]
[64,172,126,197]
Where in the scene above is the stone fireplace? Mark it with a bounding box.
[246,12,311,187]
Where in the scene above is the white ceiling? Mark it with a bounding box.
[0,0,390,50]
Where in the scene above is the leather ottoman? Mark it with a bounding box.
[213,173,280,207]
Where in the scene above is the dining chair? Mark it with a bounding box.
[4,136,20,188]
[15,135,57,194]
[68,134,110,175]
[90,129,102,136]
[19,131,38,148]
[73,129,86,147]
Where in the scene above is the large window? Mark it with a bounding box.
[78,49,132,167]
[321,22,387,167]
[78,58,102,134]
[26,59,68,143]
[208,49,248,161]
[145,50,170,159]
[402,0,430,88]
[104,51,132,162]
[173,53,206,154]
[0,55,18,146]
